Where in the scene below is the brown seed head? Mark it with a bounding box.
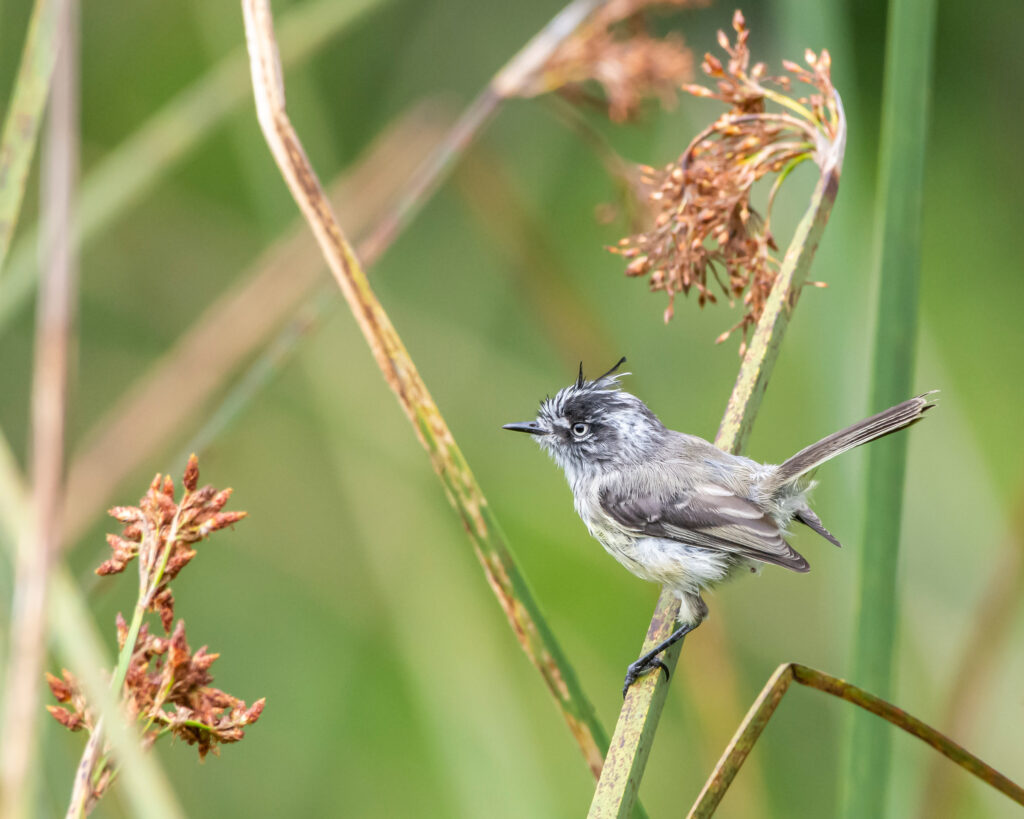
[509,0,705,122]
[96,457,246,626]
[610,8,840,348]
[49,455,262,807]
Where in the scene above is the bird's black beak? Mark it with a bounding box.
[502,421,546,435]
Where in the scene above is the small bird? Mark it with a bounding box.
[504,358,934,696]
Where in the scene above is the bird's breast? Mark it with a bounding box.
[573,484,738,594]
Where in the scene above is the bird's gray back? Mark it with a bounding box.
[582,431,811,574]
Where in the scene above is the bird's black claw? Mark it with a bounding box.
[621,656,670,698]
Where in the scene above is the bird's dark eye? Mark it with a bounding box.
[571,422,590,438]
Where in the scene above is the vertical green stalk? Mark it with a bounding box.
[0,0,64,279]
[0,5,72,812]
[0,427,182,819]
[589,100,846,818]
[842,0,937,814]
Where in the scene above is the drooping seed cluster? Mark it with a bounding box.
[609,11,839,351]
[511,0,704,122]
[98,455,246,630]
[47,456,263,810]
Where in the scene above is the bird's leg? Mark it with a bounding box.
[622,597,707,698]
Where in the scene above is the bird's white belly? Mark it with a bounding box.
[593,529,733,593]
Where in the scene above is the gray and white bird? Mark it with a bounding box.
[503,358,934,695]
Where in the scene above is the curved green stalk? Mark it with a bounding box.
[689,664,1024,817]
[588,96,846,819]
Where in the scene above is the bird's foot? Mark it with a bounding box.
[621,655,670,698]
[619,617,703,698]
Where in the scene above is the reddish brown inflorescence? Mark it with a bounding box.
[513,0,704,122]
[45,669,89,733]
[97,454,246,631]
[47,456,263,810]
[608,10,840,352]
[122,619,265,759]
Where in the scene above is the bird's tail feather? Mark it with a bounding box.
[771,393,936,488]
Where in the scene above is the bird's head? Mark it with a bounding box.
[503,358,666,478]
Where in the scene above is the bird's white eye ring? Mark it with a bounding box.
[571,422,589,437]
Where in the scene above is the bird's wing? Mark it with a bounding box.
[599,482,809,572]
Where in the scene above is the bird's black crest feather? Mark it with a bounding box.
[597,356,627,383]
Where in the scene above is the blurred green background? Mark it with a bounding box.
[0,0,1021,816]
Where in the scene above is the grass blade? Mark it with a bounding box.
[842,0,937,812]
[587,97,846,819]
[0,0,63,280]
[0,6,75,812]
[0,428,183,818]
[241,0,612,782]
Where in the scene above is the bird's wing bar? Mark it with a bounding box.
[599,483,810,572]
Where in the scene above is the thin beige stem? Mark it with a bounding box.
[342,0,602,269]
[66,720,104,819]
[0,5,76,816]
[61,0,604,548]
[917,494,1024,818]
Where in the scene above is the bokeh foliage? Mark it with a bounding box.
[0,0,1021,816]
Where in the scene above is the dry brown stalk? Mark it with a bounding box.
[242,0,611,781]
[0,6,76,815]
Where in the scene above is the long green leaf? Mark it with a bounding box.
[842,0,937,813]
[0,5,75,809]
[0,0,63,280]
